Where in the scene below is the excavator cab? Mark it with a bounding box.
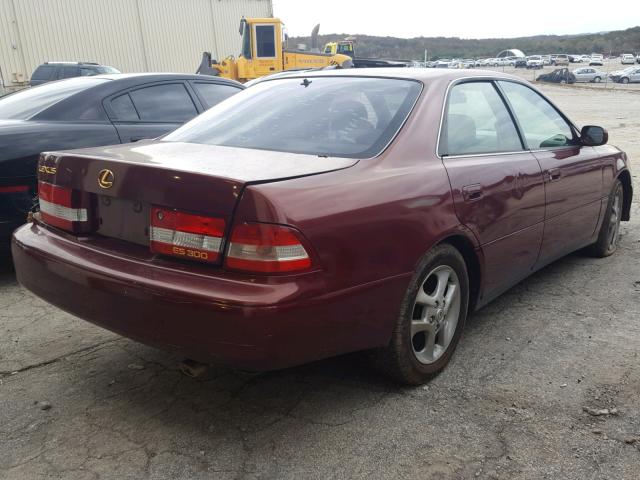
[324,41,355,58]
[236,17,284,79]
[204,17,352,83]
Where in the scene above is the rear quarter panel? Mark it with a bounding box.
[234,79,473,293]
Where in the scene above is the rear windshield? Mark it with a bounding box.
[164,77,422,159]
[0,77,108,120]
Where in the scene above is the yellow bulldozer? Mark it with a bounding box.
[197,18,353,83]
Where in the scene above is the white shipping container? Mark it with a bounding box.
[0,0,272,92]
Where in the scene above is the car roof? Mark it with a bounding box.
[91,72,242,86]
[252,67,522,84]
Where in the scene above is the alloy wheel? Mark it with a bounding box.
[410,265,461,364]
[607,188,623,250]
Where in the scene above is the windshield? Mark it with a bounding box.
[164,77,422,159]
[96,66,120,74]
[0,77,108,120]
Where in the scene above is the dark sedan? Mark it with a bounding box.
[12,69,632,385]
[536,68,577,84]
[0,74,243,248]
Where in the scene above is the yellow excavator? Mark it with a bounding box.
[197,18,353,83]
[323,38,410,68]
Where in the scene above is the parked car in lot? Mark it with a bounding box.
[552,54,570,66]
[621,54,636,65]
[572,67,606,83]
[0,74,243,248]
[434,59,452,68]
[609,66,640,83]
[589,55,604,66]
[30,62,120,86]
[12,69,632,385]
[514,57,527,68]
[537,68,576,84]
[526,55,544,69]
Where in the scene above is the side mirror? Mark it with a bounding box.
[580,125,608,146]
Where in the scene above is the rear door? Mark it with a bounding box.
[105,82,200,143]
[439,80,545,301]
[497,80,604,266]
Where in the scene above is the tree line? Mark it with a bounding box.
[290,26,640,60]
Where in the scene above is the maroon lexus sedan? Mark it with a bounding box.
[12,69,632,384]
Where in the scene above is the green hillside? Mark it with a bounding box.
[289,26,640,60]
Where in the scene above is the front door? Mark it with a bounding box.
[439,81,546,302]
[497,81,604,266]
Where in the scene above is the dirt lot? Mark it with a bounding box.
[1,84,639,480]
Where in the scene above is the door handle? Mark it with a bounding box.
[547,168,562,182]
[462,184,483,202]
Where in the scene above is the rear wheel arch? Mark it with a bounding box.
[617,170,632,221]
[437,235,482,313]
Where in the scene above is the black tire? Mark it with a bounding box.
[621,77,630,84]
[370,244,469,385]
[589,179,624,258]
[594,76,601,83]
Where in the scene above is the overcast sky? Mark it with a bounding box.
[272,0,639,39]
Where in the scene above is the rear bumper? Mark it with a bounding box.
[12,222,410,371]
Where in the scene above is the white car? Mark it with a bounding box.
[589,55,604,66]
[621,54,636,65]
[526,55,543,69]
[610,66,640,84]
[572,67,606,83]
[434,59,452,68]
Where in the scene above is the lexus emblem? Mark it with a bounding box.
[98,169,114,189]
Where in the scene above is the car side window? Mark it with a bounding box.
[110,93,139,121]
[80,68,96,77]
[59,66,79,79]
[439,81,522,157]
[498,81,575,149]
[193,83,240,109]
[129,83,197,122]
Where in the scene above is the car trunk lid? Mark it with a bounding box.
[37,141,358,250]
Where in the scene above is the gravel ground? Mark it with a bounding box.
[0,85,638,480]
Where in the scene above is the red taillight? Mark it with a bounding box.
[38,181,88,231]
[225,223,312,273]
[0,185,29,193]
[150,207,225,264]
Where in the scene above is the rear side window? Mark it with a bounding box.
[440,81,522,156]
[164,77,422,159]
[129,83,197,122]
[193,83,240,108]
[110,93,139,121]
[498,81,574,149]
[31,65,56,81]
